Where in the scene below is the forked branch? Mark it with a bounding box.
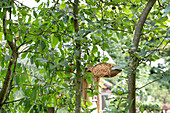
[136,77,163,90]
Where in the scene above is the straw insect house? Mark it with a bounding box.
[86,63,122,77]
[84,63,122,113]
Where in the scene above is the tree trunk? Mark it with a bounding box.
[73,0,82,113]
[48,107,54,113]
[0,9,18,111]
[128,0,156,113]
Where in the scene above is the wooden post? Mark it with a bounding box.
[48,107,54,113]
[83,78,90,105]
[83,79,87,105]
[96,77,100,113]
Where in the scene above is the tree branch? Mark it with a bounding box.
[157,0,165,8]
[136,77,163,90]
[3,61,17,104]
[0,5,19,107]
[3,97,25,104]
[14,0,31,9]
[146,48,169,53]
[68,0,75,5]
[52,0,59,10]
[162,40,169,49]
[82,30,92,38]
[141,30,152,35]
[18,44,36,54]
[141,33,169,60]
[117,96,122,110]
[133,0,156,51]
[108,28,133,34]
[0,12,16,107]
[29,30,74,39]
[17,38,33,50]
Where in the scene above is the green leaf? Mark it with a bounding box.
[125,99,134,111]
[159,16,168,22]
[51,35,59,48]
[47,0,50,7]
[63,15,69,24]
[39,69,46,73]
[92,45,98,53]
[111,38,119,43]
[86,77,93,84]
[69,93,73,98]
[163,74,170,81]
[103,42,109,49]
[14,75,20,84]
[24,98,31,112]
[112,0,126,3]
[18,66,22,75]
[83,53,88,60]
[21,52,28,59]
[40,41,46,51]
[35,0,40,2]
[30,56,34,64]
[30,86,37,101]
[102,57,109,62]
[16,98,25,108]
[33,10,37,18]
[153,54,160,60]
[59,4,66,10]
[0,32,3,41]
[17,63,21,69]
[5,55,11,61]
[119,32,124,39]
[38,2,44,10]
[28,15,31,23]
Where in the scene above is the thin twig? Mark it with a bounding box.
[108,28,133,34]
[141,30,153,35]
[12,84,34,88]
[17,39,33,50]
[136,77,163,90]
[47,61,76,74]
[145,48,169,52]
[82,30,92,38]
[52,0,59,10]
[141,33,168,60]
[18,44,36,54]
[117,96,122,110]
[3,97,25,104]
[33,75,44,82]
[68,0,75,5]
[42,30,74,38]
[14,0,31,9]
[163,41,169,49]
[157,0,165,8]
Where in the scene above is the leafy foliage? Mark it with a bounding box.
[0,0,169,112]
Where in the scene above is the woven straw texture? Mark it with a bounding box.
[86,63,122,78]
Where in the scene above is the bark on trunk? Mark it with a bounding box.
[73,0,82,113]
[48,107,54,113]
[128,0,156,113]
[0,12,18,110]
